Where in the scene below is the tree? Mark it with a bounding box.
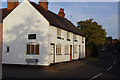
[77,19,107,57]
[77,18,107,46]
[105,36,113,51]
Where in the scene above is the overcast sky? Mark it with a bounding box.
[0,0,119,39]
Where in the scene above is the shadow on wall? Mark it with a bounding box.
[4,14,49,65]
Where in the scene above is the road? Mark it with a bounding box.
[2,50,120,80]
[0,63,2,80]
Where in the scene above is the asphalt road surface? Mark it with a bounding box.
[0,63,2,80]
[2,50,120,80]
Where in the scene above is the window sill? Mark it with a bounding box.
[74,40,78,42]
[56,54,62,55]
[67,39,71,41]
[57,36,62,39]
[26,54,39,55]
[64,54,70,55]
[74,52,78,54]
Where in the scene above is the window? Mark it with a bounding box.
[65,44,69,55]
[56,43,62,55]
[57,28,61,39]
[82,46,84,54]
[67,32,70,41]
[82,37,84,43]
[26,42,39,55]
[74,34,77,42]
[28,34,36,39]
[74,45,78,54]
[6,46,9,53]
[74,34,77,40]
[67,32,70,39]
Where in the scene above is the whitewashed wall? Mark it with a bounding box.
[49,25,86,64]
[49,26,72,63]
[2,0,50,66]
[2,0,85,66]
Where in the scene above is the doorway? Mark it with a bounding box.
[50,43,55,63]
[70,45,72,61]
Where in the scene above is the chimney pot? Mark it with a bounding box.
[58,8,65,18]
[39,0,49,10]
[7,0,19,10]
[60,8,64,12]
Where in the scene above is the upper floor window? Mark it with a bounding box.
[28,34,36,39]
[26,42,39,55]
[65,44,69,55]
[67,32,70,41]
[57,28,61,39]
[82,37,84,43]
[74,34,77,40]
[56,43,62,55]
[74,34,77,42]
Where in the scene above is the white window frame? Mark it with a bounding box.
[56,43,62,55]
[82,37,84,43]
[26,42,39,55]
[74,45,78,54]
[67,32,70,39]
[74,34,77,40]
[65,44,69,55]
[57,28,61,37]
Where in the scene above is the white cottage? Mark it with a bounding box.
[0,0,85,66]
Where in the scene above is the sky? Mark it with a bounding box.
[0,0,119,39]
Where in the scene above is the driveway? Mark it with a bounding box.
[2,50,120,80]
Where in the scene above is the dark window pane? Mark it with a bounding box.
[28,34,36,39]
[6,46,9,52]
[27,45,30,54]
[35,45,39,55]
[31,45,34,54]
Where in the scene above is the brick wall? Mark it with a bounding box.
[39,2,48,10]
[7,1,18,10]
[58,8,65,18]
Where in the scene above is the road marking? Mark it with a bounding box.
[89,73,103,80]
[114,58,116,64]
[107,65,113,71]
[114,61,116,64]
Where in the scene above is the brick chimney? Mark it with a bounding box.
[7,0,19,10]
[58,8,65,18]
[39,0,49,10]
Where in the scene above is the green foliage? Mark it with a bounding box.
[77,18,107,46]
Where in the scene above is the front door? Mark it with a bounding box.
[70,45,72,61]
[50,44,55,63]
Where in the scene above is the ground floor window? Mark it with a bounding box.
[74,45,78,54]
[56,43,62,55]
[26,42,39,55]
[65,44,69,55]
[6,46,9,53]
